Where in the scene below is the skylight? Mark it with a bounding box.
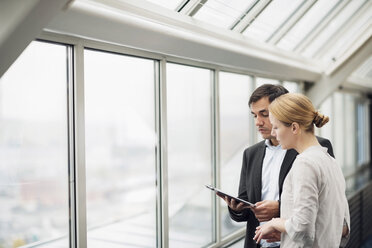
[145,0,185,10]
[193,0,256,29]
[242,0,304,42]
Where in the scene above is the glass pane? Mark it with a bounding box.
[357,103,365,165]
[344,94,356,172]
[255,77,280,88]
[0,41,69,247]
[331,92,360,194]
[85,49,157,247]
[352,55,372,79]
[364,102,371,164]
[333,92,345,171]
[320,3,372,64]
[145,0,185,10]
[301,0,366,58]
[277,0,341,51]
[283,81,300,93]
[219,72,253,237]
[193,0,256,29]
[167,63,213,247]
[243,0,303,42]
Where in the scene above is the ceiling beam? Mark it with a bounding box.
[344,75,372,93]
[46,0,322,81]
[0,0,70,78]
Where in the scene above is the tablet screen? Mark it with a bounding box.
[205,184,255,207]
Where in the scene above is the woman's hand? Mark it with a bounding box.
[253,218,286,244]
[264,230,281,242]
[253,221,276,244]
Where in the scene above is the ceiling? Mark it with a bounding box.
[1,0,371,104]
[145,0,372,79]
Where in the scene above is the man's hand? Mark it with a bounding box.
[251,200,279,222]
[216,193,251,212]
[342,224,349,237]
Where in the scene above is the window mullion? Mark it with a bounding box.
[72,42,87,248]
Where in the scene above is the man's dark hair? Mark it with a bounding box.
[248,84,289,106]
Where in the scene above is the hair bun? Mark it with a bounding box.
[313,111,329,128]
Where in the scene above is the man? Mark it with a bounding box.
[220,84,334,248]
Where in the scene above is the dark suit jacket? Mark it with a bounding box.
[229,137,334,248]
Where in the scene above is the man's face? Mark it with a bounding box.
[250,97,275,140]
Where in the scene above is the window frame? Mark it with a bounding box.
[27,32,305,248]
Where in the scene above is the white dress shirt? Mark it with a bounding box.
[259,139,287,247]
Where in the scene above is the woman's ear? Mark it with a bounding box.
[292,122,300,134]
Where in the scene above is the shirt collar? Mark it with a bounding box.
[265,139,282,150]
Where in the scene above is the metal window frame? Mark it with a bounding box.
[37,33,88,248]
[66,43,78,248]
[232,0,271,33]
[312,0,371,60]
[178,0,208,16]
[37,31,304,248]
[267,0,317,45]
[47,0,323,82]
[156,58,169,248]
[212,69,220,244]
[293,0,349,53]
[72,41,87,248]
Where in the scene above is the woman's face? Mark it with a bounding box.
[269,113,294,150]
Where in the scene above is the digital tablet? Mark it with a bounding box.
[205,184,256,207]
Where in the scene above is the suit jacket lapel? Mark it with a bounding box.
[253,141,266,201]
[279,149,298,196]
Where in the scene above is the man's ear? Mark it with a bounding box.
[292,122,300,134]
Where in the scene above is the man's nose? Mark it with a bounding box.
[255,116,264,126]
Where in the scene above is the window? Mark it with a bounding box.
[317,96,333,143]
[332,92,346,171]
[0,41,69,247]
[357,101,370,166]
[166,63,213,247]
[193,0,256,29]
[283,81,301,93]
[277,0,340,51]
[318,91,371,194]
[243,0,304,42]
[255,77,280,89]
[344,94,356,172]
[320,2,371,64]
[301,0,366,58]
[145,0,185,10]
[219,72,253,237]
[84,49,157,247]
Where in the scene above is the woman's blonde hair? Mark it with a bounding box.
[268,93,329,133]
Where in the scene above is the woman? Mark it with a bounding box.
[253,93,350,247]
